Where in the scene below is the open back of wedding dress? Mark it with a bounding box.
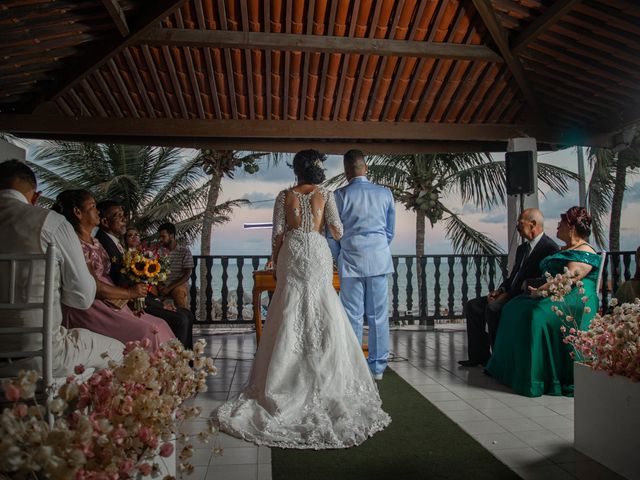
[216,186,391,449]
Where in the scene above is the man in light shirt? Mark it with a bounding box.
[459,208,558,367]
[0,160,123,377]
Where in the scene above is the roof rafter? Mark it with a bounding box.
[141,28,505,63]
[100,0,130,37]
[512,0,585,54]
[470,0,544,122]
[27,0,186,113]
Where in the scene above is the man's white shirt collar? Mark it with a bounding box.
[0,189,29,204]
[528,231,544,252]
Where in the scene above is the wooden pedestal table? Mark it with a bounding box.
[252,270,367,355]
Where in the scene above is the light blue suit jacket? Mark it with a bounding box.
[327,176,395,278]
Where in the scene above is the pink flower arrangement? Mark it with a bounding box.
[563,298,640,381]
[0,338,218,479]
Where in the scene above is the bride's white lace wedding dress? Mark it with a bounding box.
[216,186,391,449]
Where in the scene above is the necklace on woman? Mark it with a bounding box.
[566,241,587,251]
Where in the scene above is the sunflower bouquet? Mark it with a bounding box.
[121,245,171,313]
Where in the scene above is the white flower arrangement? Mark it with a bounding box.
[0,338,218,479]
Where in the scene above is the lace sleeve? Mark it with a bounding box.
[271,191,286,261]
[324,190,343,240]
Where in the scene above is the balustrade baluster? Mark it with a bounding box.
[419,256,428,326]
[488,257,496,292]
[611,253,621,295]
[474,256,482,298]
[461,256,469,313]
[190,257,198,319]
[499,255,508,283]
[252,256,260,271]
[392,257,399,321]
[221,257,229,321]
[205,256,213,323]
[405,257,413,323]
[434,257,441,317]
[236,257,245,322]
[447,256,455,318]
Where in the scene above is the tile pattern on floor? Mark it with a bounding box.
[177,328,623,480]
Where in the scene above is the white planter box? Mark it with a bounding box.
[574,363,640,479]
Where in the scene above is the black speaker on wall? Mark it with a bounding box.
[505,151,535,195]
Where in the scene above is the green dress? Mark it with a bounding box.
[486,250,602,397]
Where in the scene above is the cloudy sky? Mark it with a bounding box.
[208,148,640,256]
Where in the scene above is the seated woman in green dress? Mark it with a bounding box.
[486,206,601,397]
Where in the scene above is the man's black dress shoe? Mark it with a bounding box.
[458,359,485,367]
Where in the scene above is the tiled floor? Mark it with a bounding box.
[179,326,623,480]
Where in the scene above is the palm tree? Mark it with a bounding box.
[195,149,275,320]
[28,142,245,244]
[586,131,640,251]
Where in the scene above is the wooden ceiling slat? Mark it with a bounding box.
[331,0,361,121]
[240,0,256,119]
[382,0,434,121]
[175,9,205,119]
[575,2,640,37]
[563,12,640,52]
[487,87,516,123]
[93,68,124,117]
[458,63,499,123]
[216,0,238,119]
[285,0,306,119]
[67,88,91,116]
[0,33,104,59]
[348,0,386,121]
[55,97,75,116]
[298,0,316,120]
[80,79,107,117]
[364,0,410,121]
[107,58,140,118]
[551,22,640,67]
[315,0,340,120]
[530,76,617,115]
[122,48,157,118]
[161,45,189,118]
[420,1,471,122]
[443,61,487,122]
[264,0,272,119]
[283,0,292,119]
[141,45,173,118]
[540,32,640,78]
[528,42,638,87]
[32,0,186,113]
[499,98,523,124]
[406,0,459,122]
[471,67,509,122]
[193,1,221,119]
[511,0,583,54]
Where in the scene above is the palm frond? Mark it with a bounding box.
[586,147,616,249]
[441,207,504,255]
[536,163,579,195]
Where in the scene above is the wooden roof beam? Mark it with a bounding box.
[0,114,608,146]
[101,0,130,37]
[470,0,544,122]
[28,0,186,113]
[140,28,505,62]
[512,0,584,54]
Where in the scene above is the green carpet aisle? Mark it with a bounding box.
[272,369,520,480]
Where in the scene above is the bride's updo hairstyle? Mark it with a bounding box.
[292,149,327,184]
[561,206,592,239]
[52,189,93,230]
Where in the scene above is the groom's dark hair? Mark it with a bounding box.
[344,149,367,175]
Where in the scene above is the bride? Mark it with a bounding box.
[216,149,391,449]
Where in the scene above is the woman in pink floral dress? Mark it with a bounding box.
[54,190,174,350]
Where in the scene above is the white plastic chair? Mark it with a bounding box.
[0,243,56,400]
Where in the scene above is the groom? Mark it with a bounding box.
[328,150,395,380]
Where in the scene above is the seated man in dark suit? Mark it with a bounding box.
[95,200,194,348]
[458,208,558,367]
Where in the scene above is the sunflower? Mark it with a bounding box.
[131,260,147,277]
[144,260,161,278]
